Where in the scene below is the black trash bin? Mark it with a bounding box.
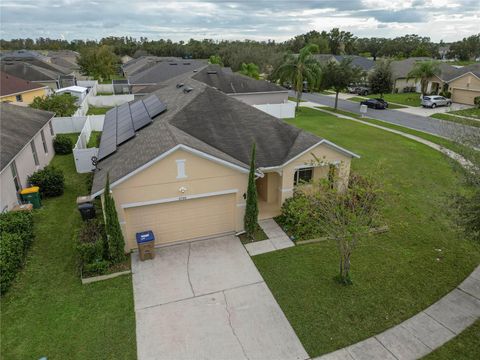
[78,202,96,221]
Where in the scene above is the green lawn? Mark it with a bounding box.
[253,108,480,357]
[288,96,306,103]
[87,131,102,148]
[0,154,136,359]
[424,320,480,359]
[448,107,480,119]
[348,96,407,109]
[96,92,114,96]
[431,113,480,128]
[99,74,126,84]
[87,106,113,115]
[364,93,422,107]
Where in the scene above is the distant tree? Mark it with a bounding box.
[30,93,78,116]
[368,60,393,97]
[320,58,362,109]
[356,37,386,61]
[238,63,260,79]
[328,28,356,55]
[208,54,223,66]
[274,44,321,111]
[104,173,126,263]
[448,34,480,61]
[407,60,440,96]
[77,45,119,82]
[244,143,259,240]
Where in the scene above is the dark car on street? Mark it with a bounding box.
[360,98,389,109]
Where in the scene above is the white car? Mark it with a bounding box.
[421,96,452,108]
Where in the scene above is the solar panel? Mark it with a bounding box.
[116,103,135,145]
[130,100,151,131]
[97,108,117,160]
[143,95,167,118]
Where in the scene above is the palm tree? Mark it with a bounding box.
[239,63,260,79]
[407,60,440,97]
[274,44,321,112]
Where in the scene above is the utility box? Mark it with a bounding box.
[20,186,41,209]
[78,202,96,221]
[136,231,156,261]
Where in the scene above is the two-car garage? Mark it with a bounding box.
[124,193,237,249]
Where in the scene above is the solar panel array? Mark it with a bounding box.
[97,95,167,160]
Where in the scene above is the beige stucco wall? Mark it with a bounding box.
[394,78,420,93]
[0,121,55,211]
[448,74,480,105]
[229,91,288,105]
[110,148,249,249]
[0,87,48,105]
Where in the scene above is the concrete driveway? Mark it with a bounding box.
[395,103,472,117]
[132,235,308,360]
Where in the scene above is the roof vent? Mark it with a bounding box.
[183,86,193,93]
[193,69,198,72]
[176,83,184,88]
[207,70,217,74]
[169,63,178,65]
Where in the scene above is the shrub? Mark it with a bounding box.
[440,90,452,98]
[76,220,106,265]
[474,96,480,109]
[53,134,73,154]
[83,260,110,276]
[28,165,65,197]
[0,211,34,294]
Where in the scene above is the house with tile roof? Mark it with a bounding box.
[90,70,359,251]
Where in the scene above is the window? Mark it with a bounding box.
[48,121,54,136]
[40,129,48,153]
[15,94,23,102]
[30,141,39,166]
[10,161,21,192]
[294,167,313,186]
[176,159,187,179]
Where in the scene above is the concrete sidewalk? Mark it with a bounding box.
[314,268,480,360]
[244,219,295,256]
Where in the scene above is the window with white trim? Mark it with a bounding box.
[10,161,21,192]
[40,129,48,153]
[176,159,187,179]
[31,141,39,166]
[294,167,313,186]
[16,94,23,102]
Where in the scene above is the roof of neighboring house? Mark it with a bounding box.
[127,59,205,84]
[0,71,47,97]
[0,61,61,82]
[192,65,285,94]
[0,103,54,171]
[122,56,183,76]
[312,54,375,71]
[91,71,356,195]
[445,63,480,82]
[391,57,433,79]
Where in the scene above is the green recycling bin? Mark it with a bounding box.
[20,186,41,209]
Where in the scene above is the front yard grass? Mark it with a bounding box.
[448,107,480,119]
[86,106,113,115]
[348,96,407,109]
[253,107,480,357]
[363,92,422,107]
[430,112,480,128]
[0,154,136,359]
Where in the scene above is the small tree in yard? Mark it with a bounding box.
[104,173,126,263]
[208,55,223,66]
[244,143,259,239]
[369,60,393,98]
[30,93,78,116]
[407,60,440,97]
[313,172,383,284]
[321,58,363,109]
[239,63,260,79]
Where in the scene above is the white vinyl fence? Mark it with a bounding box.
[87,94,134,107]
[52,115,105,173]
[253,102,296,119]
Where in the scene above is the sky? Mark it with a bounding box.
[0,0,479,43]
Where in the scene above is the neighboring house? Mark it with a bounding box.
[122,56,183,77]
[90,71,359,251]
[126,59,205,94]
[446,64,480,105]
[55,85,88,104]
[312,54,375,73]
[0,71,49,104]
[391,57,432,93]
[1,61,63,89]
[192,65,288,105]
[0,104,55,212]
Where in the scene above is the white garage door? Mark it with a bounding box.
[125,193,236,248]
[451,88,478,105]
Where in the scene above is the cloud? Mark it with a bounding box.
[0,0,478,42]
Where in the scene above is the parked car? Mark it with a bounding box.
[360,98,388,109]
[421,96,452,108]
[347,85,370,95]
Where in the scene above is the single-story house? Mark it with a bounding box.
[0,71,49,104]
[191,64,289,105]
[0,103,55,212]
[122,56,183,77]
[312,54,375,73]
[447,64,480,105]
[90,71,359,251]
[55,85,88,104]
[391,57,432,93]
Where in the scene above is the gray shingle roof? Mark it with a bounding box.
[391,57,433,79]
[445,63,480,82]
[192,65,285,94]
[91,71,322,195]
[127,59,205,84]
[1,103,53,171]
[312,54,375,72]
[1,61,61,82]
